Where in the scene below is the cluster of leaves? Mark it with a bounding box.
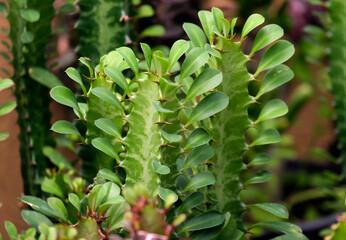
[42,7,305,239]
[0,78,15,141]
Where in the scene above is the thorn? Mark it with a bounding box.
[85,57,91,61]
[211,137,217,143]
[160,144,176,148]
[120,15,132,22]
[82,74,91,80]
[159,98,173,102]
[155,121,173,125]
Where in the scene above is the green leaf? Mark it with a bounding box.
[0,3,8,15]
[198,10,215,43]
[58,3,76,13]
[247,153,271,167]
[158,186,178,203]
[0,100,16,116]
[153,160,170,175]
[255,40,295,76]
[245,170,272,185]
[29,67,63,88]
[212,7,224,32]
[152,50,168,77]
[183,23,207,48]
[140,25,165,37]
[180,47,209,81]
[152,101,173,113]
[91,87,122,111]
[92,137,119,162]
[21,210,53,228]
[255,99,288,124]
[187,92,229,125]
[5,221,17,240]
[140,43,152,71]
[65,67,84,87]
[161,130,182,142]
[256,64,294,98]
[249,203,288,219]
[250,128,281,147]
[94,118,121,138]
[68,193,81,212]
[98,169,122,186]
[168,40,190,71]
[20,196,59,219]
[42,146,73,170]
[179,210,224,233]
[249,221,303,238]
[20,31,33,43]
[179,192,204,213]
[185,68,222,102]
[0,78,14,91]
[41,178,64,198]
[250,24,284,56]
[184,128,210,150]
[104,66,129,94]
[20,9,40,22]
[241,13,265,41]
[0,51,10,61]
[117,47,138,76]
[183,172,215,193]
[0,132,9,141]
[50,86,80,111]
[51,120,81,136]
[182,144,214,170]
[47,197,68,222]
[136,4,154,18]
[222,18,231,38]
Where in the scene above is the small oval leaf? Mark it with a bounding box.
[198,10,215,43]
[104,66,129,94]
[158,186,178,203]
[182,144,214,170]
[117,47,138,76]
[183,172,215,193]
[92,137,119,162]
[140,43,152,71]
[140,25,165,37]
[187,92,229,125]
[255,99,288,124]
[184,128,210,150]
[51,120,81,136]
[68,193,81,212]
[94,118,121,138]
[185,68,222,102]
[255,40,295,76]
[245,170,272,185]
[0,100,16,116]
[180,47,209,82]
[249,221,303,238]
[241,13,265,41]
[50,86,80,111]
[179,192,204,213]
[179,210,224,233]
[247,153,271,167]
[41,178,64,198]
[161,130,182,143]
[29,67,63,88]
[169,40,190,70]
[256,64,294,98]
[20,8,40,22]
[65,67,83,87]
[250,128,281,147]
[250,24,284,56]
[20,31,33,43]
[98,169,122,186]
[0,78,14,91]
[153,160,170,175]
[43,146,73,170]
[249,203,288,219]
[47,197,68,222]
[21,210,54,228]
[91,87,122,111]
[183,23,207,48]
[20,196,60,219]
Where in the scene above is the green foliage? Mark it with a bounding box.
[0,78,15,142]
[328,0,346,182]
[3,0,56,196]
